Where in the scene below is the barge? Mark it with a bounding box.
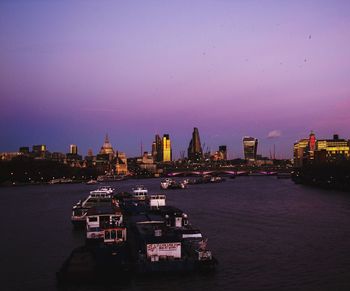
[59,186,217,284]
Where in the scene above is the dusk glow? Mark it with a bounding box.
[1,1,350,158]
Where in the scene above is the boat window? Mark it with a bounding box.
[117,230,123,239]
[89,217,98,222]
[111,230,116,239]
[105,230,110,240]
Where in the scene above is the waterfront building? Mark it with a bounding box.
[0,152,22,161]
[315,134,350,163]
[188,127,203,162]
[308,131,316,161]
[137,152,157,173]
[243,137,258,161]
[294,133,350,167]
[293,139,309,167]
[116,151,128,175]
[162,134,172,162]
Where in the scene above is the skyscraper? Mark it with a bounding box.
[243,137,258,161]
[188,127,203,162]
[219,145,227,160]
[70,144,78,155]
[152,134,162,162]
[162,134,172,162]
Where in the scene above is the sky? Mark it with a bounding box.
[1,0,350,159]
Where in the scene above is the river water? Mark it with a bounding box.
[1,177,350,290]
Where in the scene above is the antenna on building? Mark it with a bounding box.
[140,140,143,157]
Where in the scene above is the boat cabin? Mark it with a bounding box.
[149,194,166,209]
[86,205,123,240]
[132,186,148,200]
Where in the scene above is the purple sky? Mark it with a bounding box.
[1,0,350,159]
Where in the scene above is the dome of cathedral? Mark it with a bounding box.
[100,134,114,155]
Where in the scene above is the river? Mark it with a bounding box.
[1,177,350,290]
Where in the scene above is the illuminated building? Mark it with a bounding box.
[243,137,258,161]
[315,134,350,163]
[0,152,22,161]
[137,152,157,173]
[211,145,227,161]
[162,134,172,162]
[152,134,162,162]
[99,134,114,155]
[188,127,203,162]
[294,133,350,166]
[32,144,47,159]
[70,144,78,155]
[308,131,316,160]
[219,145,227,160]
[116,151,128,175]
[293,139,308,167]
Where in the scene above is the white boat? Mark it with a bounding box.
[132,185,148,200]
[90,186,115,196]
[86,179,98,185]
[71,186,115,227]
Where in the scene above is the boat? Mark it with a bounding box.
[71,186,116,228]
[131,186,148,200]
[86,179,98,185]
[86,204,125,241]
[127,205,217,273]
[160,178,187,190]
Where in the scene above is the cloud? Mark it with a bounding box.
[267,130,282,139]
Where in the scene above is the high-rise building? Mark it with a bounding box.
[32,144,47,158]
[188,127,203,162]
[243,137,258,161]
[19,147,29,154]
[70,144,78,155]
[152,134,162,162]
[219,145,227,160]
[162,134,172,162]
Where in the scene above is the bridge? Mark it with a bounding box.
[166,170,280,177]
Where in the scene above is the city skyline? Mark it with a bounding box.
[1,1,350,158]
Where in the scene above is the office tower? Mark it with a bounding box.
[70,144,78,155]
[188,127,203,162]
[243,137,258,161]
[162,134,172,162]
[32,144,47,158]
[219,145,227,160]
[19,147,29,154]
[152,134,163,162]
[32,144,46,153]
